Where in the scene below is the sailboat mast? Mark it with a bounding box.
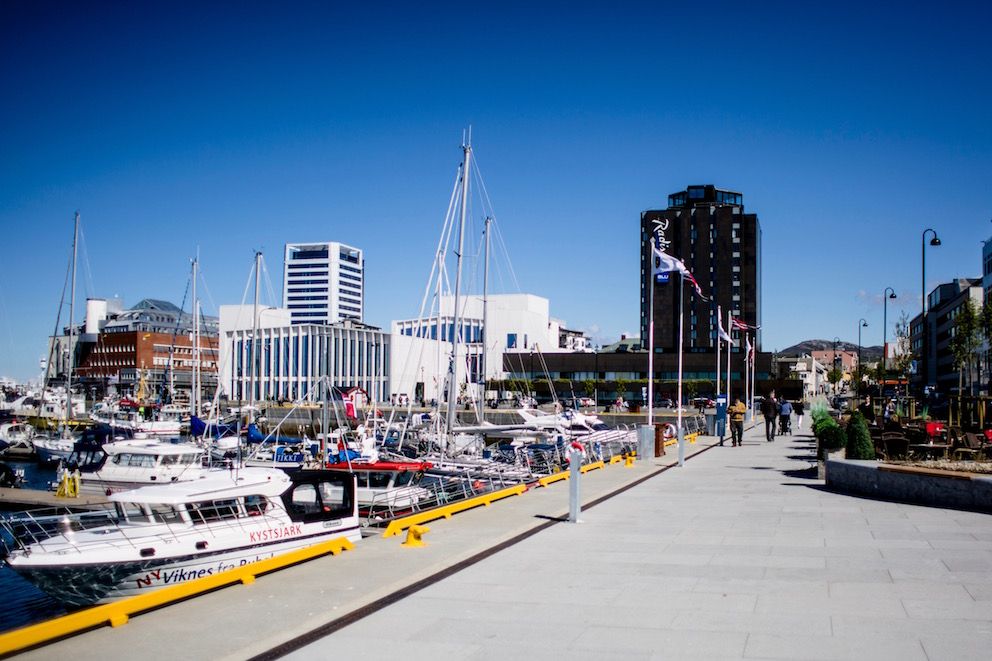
[66,211,79,421]
[481,215,490,423]
[191,256,199,416]
[249,251,261,412]
[445,140,472,442]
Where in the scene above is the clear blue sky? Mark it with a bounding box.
[2,1,990,381]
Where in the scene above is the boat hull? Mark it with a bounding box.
[10,526,361,607]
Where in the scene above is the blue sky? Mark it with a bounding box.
[1,1,990,381]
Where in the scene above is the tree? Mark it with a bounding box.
[893,312,914,397]
[582,379,596,401]
[827,368,844,392]
[614,378,628,403]
[950,298,981,398]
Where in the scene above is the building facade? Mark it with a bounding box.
[283,242,364,325]
[67,298,218,400]
[221,305,388,404]
[910,278,983,393]
[637,184,766,392]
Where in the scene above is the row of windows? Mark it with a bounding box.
[288,303,328,309]
[288,295,328,302]
[340,264,362,274]
[286,279,328,286]
[287,287,328,294]
[289,270,328,278]
[288,262,329,270]
[340,304,362,313]
[340,272,362,283]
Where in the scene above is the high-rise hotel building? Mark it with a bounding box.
[283,242,364,325]
[640,184,762,358]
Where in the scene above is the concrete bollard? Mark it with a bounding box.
[568,448,582,523]
[637,425,653,462]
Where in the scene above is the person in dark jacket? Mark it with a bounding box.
[761,393,779,442]
[794,400,805,430]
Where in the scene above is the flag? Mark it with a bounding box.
[652,247,707,299]
[652,247,688,277]
[732,317,759,331]
[717,316,733,344]
[745,334,753,359]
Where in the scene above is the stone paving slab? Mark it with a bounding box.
[285,423,992,661]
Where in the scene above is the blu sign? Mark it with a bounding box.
[656,272,670,283]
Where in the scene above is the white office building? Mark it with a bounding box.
[219,305,387,403]
[283,242,364,325]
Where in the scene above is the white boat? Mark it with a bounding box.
[69,439,210,494]
[1,467,361,606]
[0,422,36,459]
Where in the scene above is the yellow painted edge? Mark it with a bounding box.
[608,455,621,464]
[538,471,570,487]
[382,484,527,538]
[0,536,354,656]
[579,460,605,474]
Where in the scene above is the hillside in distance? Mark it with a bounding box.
[778,339,883,362]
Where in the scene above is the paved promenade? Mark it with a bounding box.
[289,423,992,661]
[18,423,992,660]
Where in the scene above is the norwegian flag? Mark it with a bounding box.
[732,317,757,331]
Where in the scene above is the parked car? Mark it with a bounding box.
[656,398,675,409]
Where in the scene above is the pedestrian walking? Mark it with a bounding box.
[761,392,779,442]
[729,397,747,447]
[779,398,793,435]
[794,399,805,430]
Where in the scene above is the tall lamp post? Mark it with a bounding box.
[858,319,868,403]
[832,336,841,396]
[921,228,941,396]
[882,287,896,395]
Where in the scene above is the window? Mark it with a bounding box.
[188,499,240,524]
[507,333,518,349]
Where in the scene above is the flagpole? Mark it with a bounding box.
[726,309,732,404]
[677,272,685,467]
[744,332,750,417]
[647,271,655,428]
[750,337,757,423]
[716,305,722,399]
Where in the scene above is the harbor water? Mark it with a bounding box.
[0,459,69,632]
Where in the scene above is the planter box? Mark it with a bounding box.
[825,458,992,513]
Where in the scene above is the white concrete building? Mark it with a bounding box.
[219,305,387,403]
[283,242,364,325]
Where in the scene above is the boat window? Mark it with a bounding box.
[394,471,414,487]
[115,502,147,523]
[354,473,369,488]
[115,453,156,468]
[317,480,348,515]
[288,484,321,516]
[368,472,391,489]
[159,454,179,466]
[149,503,185,524]
[188,499,240,524]
[245,495,269,516]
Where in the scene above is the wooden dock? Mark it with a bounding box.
[0,487,108,509]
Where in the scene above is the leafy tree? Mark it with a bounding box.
[582,379,595,400]
[892,312,914,397]
[950,298,981,397]
[827,368,844,392]
[614,378,628,403]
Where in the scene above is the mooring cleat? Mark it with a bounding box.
[402,524,430,547]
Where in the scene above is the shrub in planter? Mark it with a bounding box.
[820,423,847,453]
[845,410,875,460]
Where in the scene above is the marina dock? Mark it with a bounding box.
[0,487,108,510]
[8,425,992,660]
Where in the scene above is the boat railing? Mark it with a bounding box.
[0,507,116,555]
[365,471,515,525]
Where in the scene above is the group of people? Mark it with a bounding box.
[760,392,805,442]
[723,392,807,446]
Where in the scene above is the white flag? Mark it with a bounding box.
[718,317,734,345]
[745,334,753,359]
[652,247,689,277]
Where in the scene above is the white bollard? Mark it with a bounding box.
[568,448,582,523]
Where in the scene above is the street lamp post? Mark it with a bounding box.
[883,287,896,394]
[832,336,841,396]
[921,228,941,396]
[858,319,868,403]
